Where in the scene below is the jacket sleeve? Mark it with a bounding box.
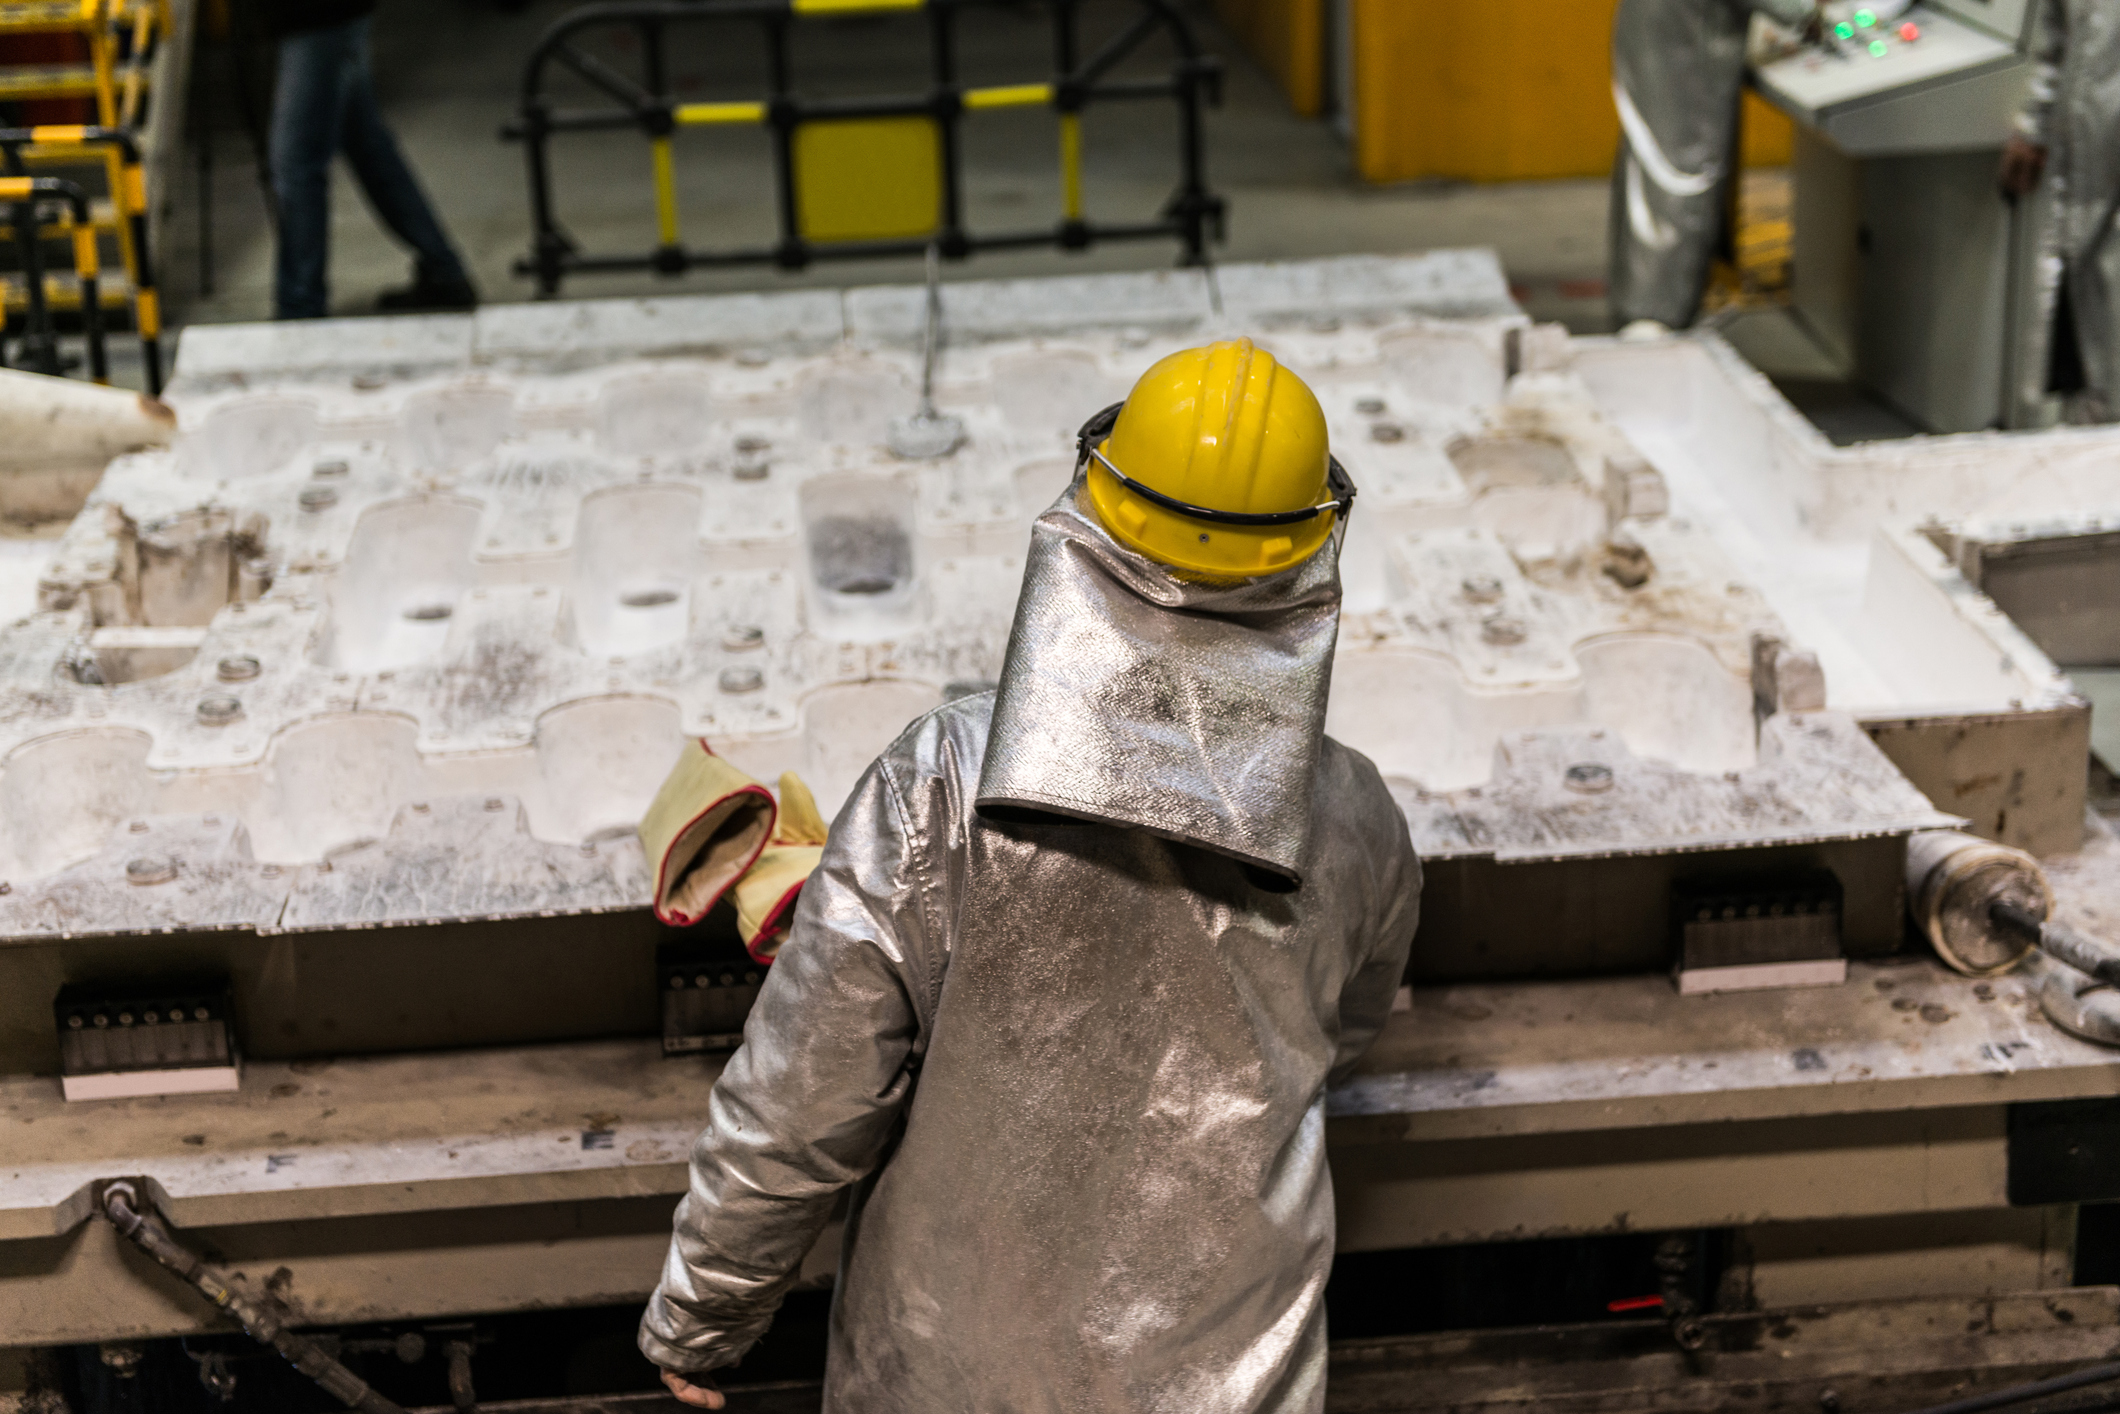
[1736,0,1816,32]
[1329,808,1421,1087]
[2016,0,2066,144]
[639,756,935,1375]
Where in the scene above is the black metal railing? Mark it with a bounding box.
[504,0,1224,296]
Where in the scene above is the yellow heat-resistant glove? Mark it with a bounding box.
[638,741,778,927]
[733,772,829,963]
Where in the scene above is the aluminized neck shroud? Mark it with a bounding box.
[975,475,1343,883]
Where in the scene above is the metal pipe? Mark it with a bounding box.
[919,241,942,417]
[444,1340,477,1413]
[99,1181,410,1414]
[1901,1360,2120,1414]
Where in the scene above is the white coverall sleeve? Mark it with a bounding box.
[639,757,935,1376]
[2016,0,2066,144]
[1328,822,1421,1088]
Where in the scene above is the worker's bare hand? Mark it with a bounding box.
[2001,135,2048,199]
[661,1369,726,1409]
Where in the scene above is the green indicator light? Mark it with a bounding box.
[1868,37,1888,54]
[1834,20,1854,37]
[1855,8,1876,24]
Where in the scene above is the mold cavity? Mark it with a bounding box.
[1448,435,1579,491]
[1577,635,1756,774]
[1377,327,1506,409]
[1013,459,1076,518]
[571,483,702,658]
[800,680,944,817]
[1449,437,1605,561]
[0,728,152,879]
[66,509,271,682]
[1327,650,1579,792]
[253,715,424,862]
[599,371,717,459]
[991,353,1128,439]
[321,497,481,671]
[400,386,515,472]
[472,442,611,554]
[176,397,319,480]
[812,518,910,596]
[77,626,209,685]
[532,696,686,841]
[621,588,679,608]
[797,362,913,446]
[799,475,920,641]
[133,508,262,628]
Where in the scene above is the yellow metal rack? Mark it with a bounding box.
[0,0,169,388]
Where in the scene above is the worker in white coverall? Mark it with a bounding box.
[1609,0,1821,332]
[639,339,1422,1412]
[2001,0,2120,421]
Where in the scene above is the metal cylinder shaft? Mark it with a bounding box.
[1905,830,2052,977]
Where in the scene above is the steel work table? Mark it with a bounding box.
[3,955,2115,1345]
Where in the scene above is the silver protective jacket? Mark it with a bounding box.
[2020,0,2120,408]
[640,482,1422,1413]
[1608,0,1814,328]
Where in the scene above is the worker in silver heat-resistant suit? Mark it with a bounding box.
[1609,0,1820,332]
[638,338,1421,1413]
[2002,0,2120,421]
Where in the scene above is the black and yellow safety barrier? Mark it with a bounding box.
[0,0,168,129]
[0,175,107,383]
[506,0,1224,295]
[0,124,161,392]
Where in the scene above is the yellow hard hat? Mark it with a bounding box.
[1079,338,1353,577]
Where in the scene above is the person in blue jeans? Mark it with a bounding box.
[266,0,477,319]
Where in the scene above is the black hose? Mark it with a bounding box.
[1901,1361,2120,1414]
[99,1181,409,1414]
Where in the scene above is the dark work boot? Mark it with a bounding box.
[376,272,478,313]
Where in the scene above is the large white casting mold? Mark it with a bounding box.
[1577,334,2093,855]
[0,253,1927,942]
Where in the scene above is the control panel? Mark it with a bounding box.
[1754,2,2018,124]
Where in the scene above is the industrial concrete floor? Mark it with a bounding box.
[160,0,1614,334]
[155,0,1946,446]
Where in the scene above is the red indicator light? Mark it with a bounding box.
[1608,1295,1666,1313]
[1899,21,1920,39]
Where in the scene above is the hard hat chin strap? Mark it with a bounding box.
[1074,401,1357,528]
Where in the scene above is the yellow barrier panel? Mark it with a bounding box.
[1059,112,1082,221]
[70,223,95,277]
[651,135,680,246]
[134,285,157,338]
[0,177,33,199]
[28,123,86,143]
[675,101,767,125]
[963,83,1050,110]
[794,117,940,243]
[791,0,920,12]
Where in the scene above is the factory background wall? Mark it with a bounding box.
[1212,0,1328,116]
[1211,0,1795,183]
